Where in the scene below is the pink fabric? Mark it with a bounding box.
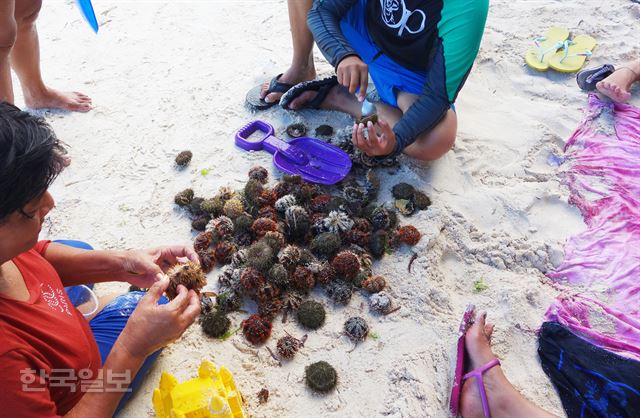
[545,95,640,360]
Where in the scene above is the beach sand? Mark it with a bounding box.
[24,0,640,416]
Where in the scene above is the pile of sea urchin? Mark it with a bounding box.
[174,166,424,346]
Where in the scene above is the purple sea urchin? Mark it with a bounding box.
[166,262,207,300]
[325,281,353,305]
[242,314,272,345]
[174,188,194,206]
[175,150,193,167]
[277,334,306,359]
[344,316,369,342]
[248,166,269,184]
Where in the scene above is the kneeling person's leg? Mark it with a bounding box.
[90,291,168,413]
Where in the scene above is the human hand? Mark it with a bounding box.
[121,246,199,288]
[352,119,396,157]
[117,279,200,359]
[337,55,369,101]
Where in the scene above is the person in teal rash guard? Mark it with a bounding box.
[280,0,489,163]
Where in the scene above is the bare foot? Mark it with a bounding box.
[596,67,638,103]
[459,311,558,418]
[260,67,316,104]
[287,83,360,116]
[24,87,92,112]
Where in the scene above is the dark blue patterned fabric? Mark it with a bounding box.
[538,322,640,418]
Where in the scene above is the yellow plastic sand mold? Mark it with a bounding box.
[549,34,597,73]
[524,27,570,72]
[152,360,246,418]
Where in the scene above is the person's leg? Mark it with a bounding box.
[90,292,168,414]
[10,0,92,112]
[596,59,640,103]
[0,1,17,104]
[460,311,558,418]
[260,0,316,103]
[395,92,457,161]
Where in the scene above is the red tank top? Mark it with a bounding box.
[0,241,101,417]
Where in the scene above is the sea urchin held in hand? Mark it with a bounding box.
[165,261,207,300]
[305,361,337,393]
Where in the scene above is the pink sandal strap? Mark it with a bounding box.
[462,358,501,418]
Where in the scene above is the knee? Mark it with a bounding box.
[16,0,42,27]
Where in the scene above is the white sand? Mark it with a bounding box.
[22,0,639,416]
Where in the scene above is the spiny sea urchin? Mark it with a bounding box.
[175,150,193,167]
[174,188,194,206]
[277,334,306,359]
[267,263,289,288]
[292,266,315,292]
[297,300,326,330]
[396,225,421,246]
[201,309,231,338]
[320,210,354,235]
[369,291,393,314]
[197,249,216,273]
[240,267,266,293]
[391,183,416,200]
[278,244,302,270]
[251,217,278,238]
[248,166,269,184]
[310,232,341,259]
[223,196,245,219]
[344,316,369,342]
[242,314,272,345]
[325,281,353,305]
[362,275,386,293]
[214,241,236,265]
[246,240,276,272]
[275,194,297,213]
[305,361,337,393]
[331,250,361,280]
[165,262,207,300]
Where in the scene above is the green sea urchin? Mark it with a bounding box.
[297,300,326,330]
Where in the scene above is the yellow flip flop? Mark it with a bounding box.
[549,35,597,73]
[524,27,570,71]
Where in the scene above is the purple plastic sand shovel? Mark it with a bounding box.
[235,120,352,185]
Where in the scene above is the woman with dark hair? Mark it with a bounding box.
[0,102,200,417]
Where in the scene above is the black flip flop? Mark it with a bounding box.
[280,76,338,110]
[576,64,615,91]
[245,74,294,111]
